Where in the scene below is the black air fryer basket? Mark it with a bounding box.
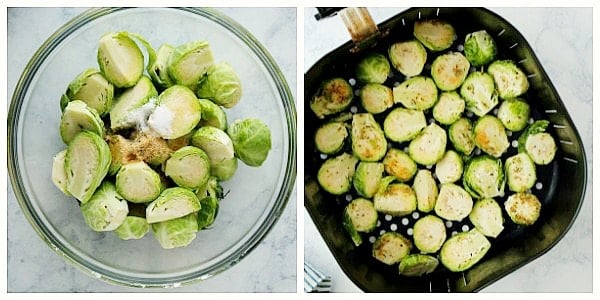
[304,7,587,292]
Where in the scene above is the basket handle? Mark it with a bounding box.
[315,7,381,53]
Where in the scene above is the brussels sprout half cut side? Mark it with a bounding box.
[505,152,537,192]
[115,161,163,203]
[372,232,413,265]
[374,182,417,217]
[148,85,202,139]
[115,216,150,240]
[168,41,215,90]
[388,40,427,77]
[413,215,447,253]
[488,60,529,99]
[62,68,114,116]
[469,198,504,238]
[59,100,104,145]
[317,153,358,195]
[80,181,129,232]
[497,98,531,132]
[463,155,505,199]
[351,113,388,162]
[146,187,201,224]
[440,229,491,272]
[97,32,144,88]
[383,148,417,182]
[435,150,463,184]
[474,115,509,158]
[412,170,438,213]
[359,83,393,114]
[432,91,465,125]
[518,120,557,165]
[383,108,426,143]
[460,71,499,117]
[356,53,390,84]
[314,122,348,155]
[110,76,158,131]
[353,162,384,198]
[464,30,497,67]
[310,78,353,119]
[165,146,211,189]
[51,149,70,196]
[227,118,272,167]
[197,62,242,108]
[197,98,228,130]
[413,19,457,51]
[431,52,470,91]
[434,183,473,221]
[148,44,175,90]
[398,254,439,277]
[343,198,378,246]
[449,117,476,156]
[65,131,111,203]
[152,213,198,249]
[504,192,541,226]
[393,76,438,111]
[408,123,447,166]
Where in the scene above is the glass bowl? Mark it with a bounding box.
[8,7,296,288]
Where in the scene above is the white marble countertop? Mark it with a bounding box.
[304,7,592,292]
[7,7,296,292]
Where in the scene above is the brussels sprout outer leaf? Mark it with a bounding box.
[227,118,272,167]
[197,196,219,230]
[197,62,242,108]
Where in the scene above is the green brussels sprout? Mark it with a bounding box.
[469,198,504,238]
[115,216,150,240]
[310,78,353,119]
[413,19,457,51]
[97,32,144,88]
[488,60,529,99]
[314,122,348,154]
[497,98,531,132]
[518,120,557,165]
[152,213,198,249]
[351,113,388,162]
[197,98,228,130]
[343,198,378,246]
[504,192,541,226]
[59,100,104,145]
[432,91,465,125]
[463,155,505,199]
[383,148,417,182]
[435,183,473,221]
[115,161,163,203]
[148,85,201,139]
[412,170,438,213]
[148,44,175,89]
[398,254,439,277]
[195,176,224,201]
[431,52,470,91]
[227,118,272,167]
[51,149,70,196]
[372,232,412,265]
[408,123,447,166]
[388,40,427,77]
[65,131,111,203]
[110,76,158,130]
[146,187,201,224]
[359,83,393,114]
[460,71,499,117]
[505,152,537,192]
[383,107,426,143]
[80,181,129,232]
[474,115,509,158]
[440,229,491,272]
[197,62,242,108]
[435,150,463,184]
[413,215,446,254]
[374,182,417,217]
[165,146,211,189]
[356,53,390,84]
[448,117,475,155]
[464,30,497,67]
[62,68,114,115]
[317,153,358,195]
[197,195,219,230]
[393,76,438,111]
[211,156,238,181]
[168,41,215,90]
[192,126,236,177]
[353,162,384,198]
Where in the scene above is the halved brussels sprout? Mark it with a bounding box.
[356,53,390,84]
[197,195,219,230]
[148,44,175,89]
[310,78,353,119]
[197,62,242,108]
[62,68,114,116]
[392,76,438,111]
[388,40,427,77]
[474,115,509,158]
[168,41,214,90]
[413,19,456,51]
[165,146,211,189]
[463,155,505,199]
[399,254,439,277]
[192,126,236,178]
[464,30,497,67]
[435,150,463,184]
[359,83,393,114]
[488,60,529,99]
[383,107,426,143]
[353,162,384,198]
[97,32,144,88]
[505,152,537,192]
[343,198,378,246]
[80,181,129,232]
[413,215,446,253]
[314,122,348,154]
[372,232,412,265]
[504,192,542,226]
[440,229,491,272]
[383,148,417,182]
[497,98,531,132]
[51,149,70,195]
[432,91,465,125]
[227,118,272,167]
[146,187,201,224]
[116,161,163,203]
[435,183,473,221]
[59,100,104,145]
[152,213,198,249]
[469,198,504,238]
[197,98,228,130]
[431,52,470,91]
[374,182,417,217]
[351,113,388,162]
[196,176,224,201]
[449,117,475,156]
[115,216,149,240]
[148,85,201,139]
[317,153,358,195]
[412,170,438,213]
[110,76,158,130]
[211,156,238,181]
[460,71,498,117]
[65,131,111,203]
[518,120,557,165]
[408,123,447,166]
